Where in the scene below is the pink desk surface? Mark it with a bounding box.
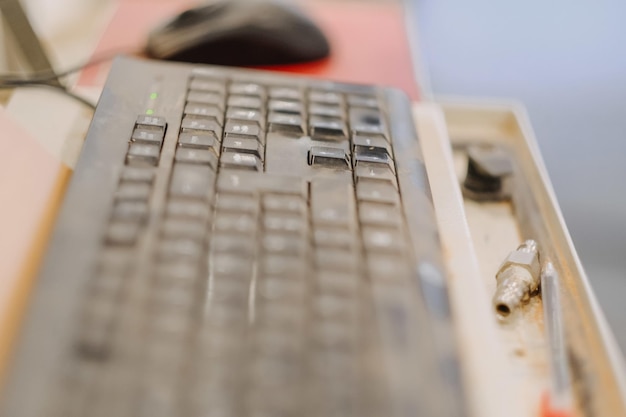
[79,0,419,99]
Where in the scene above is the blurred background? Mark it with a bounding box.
[413,0,626,349]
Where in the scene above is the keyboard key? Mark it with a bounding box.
[187,91,224,109]
[309,116,347,139]
[309,90,343,105]
[353,134,391,152]
[263,213,307,235]
[358,201,402,227]
[105,221,142,246]
[268,99,303,114]
[349,107,388,137]
[220,152,263,171]
[309,103,343,118]
[175,148,218,169]
[313,227,355,249]
[181,116,223,137]
[347,94,379,108]
[367,254,411,282]
[268,112,304,135]
[223,137,264,158]
[354,148,395,173]
[216,193,258,214]
[136,115,166,129]
[211,233,256,254]
[224,120,262,141]
[315,248,358,273]
[120,167,154,183]
[116,181,151,201]
[356,181,399,205]
[169,164,215,200]
[269,86,302,100]
[228,95,263,109]
[226,107,265,127]
[261,233,308,255]
[178,132,220,154]
[161,218,207,241]
[112,200,148,222]
[166,198,212,221]
[126,143,160,166]
[131,128,164,146]
[217,172,306,196]
[262,194,306,214]
[214,212,257,234]
[189,77,226,94]
[310,178,356,227]
[362,226,405,253]
[229,82,266,97]
[308,146,350,169]
[157,237,204,261]
[184,103,224,125]
[261,254,305,277]
[315,271,359,295]
[355,163,397,187]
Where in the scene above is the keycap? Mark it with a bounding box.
[308,146,350,169]
[178,132,221,154]
[126,143,160,166]
[224,120,263,144]
[349,107,388,137]
[315,271,359,295]
[358,201,402,227]
[263,213,307,235]
[116,181,151,201]
[262,194,306,214]
[362,226,405,253]
[187,91,224,108]
[181,116,223,137]
[355,163,397,187]
[175,148,218,168]
[215,193,258,214]
[166,198,212,221]
[309,116,348,139]
[220,152,263,171]
[314,248,358,273]
[169,164,215,200]
[136,115,166,129]
[310,178,356,227]
[222,137,264,158]
[309,90,343,105]
[269,86,302,100]
[229,82,266,97]
[313,227,355,249]
[211,233,256,254]
[354,148,395,173]
[367,254,411,282]
[226,107,265,127]
[212,253,255,278]
[347,94,379,108]
[356,180,399,205]
[157,237,204,261]
[261,233,308,255]
[105,221,141,246]
[189,77,226,94]
[261,254,305,277]
[111,200,148,222]
[309,104,343,118]
[120,167,155,183]
[184,103,224,125]
[268,113,304,135]
[228,95,262,109]
[353,134,391,152]
[161,218,207,241]
[313,293,358,319]
[132,128,164,146]
[268,99,303,114]
[214,212,257,234]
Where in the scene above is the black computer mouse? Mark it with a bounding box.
[146,0,331,67]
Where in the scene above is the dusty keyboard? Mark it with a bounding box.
[1,57,465,417]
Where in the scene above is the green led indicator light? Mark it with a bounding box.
[149,92,158,100]
[145,109,154,115]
